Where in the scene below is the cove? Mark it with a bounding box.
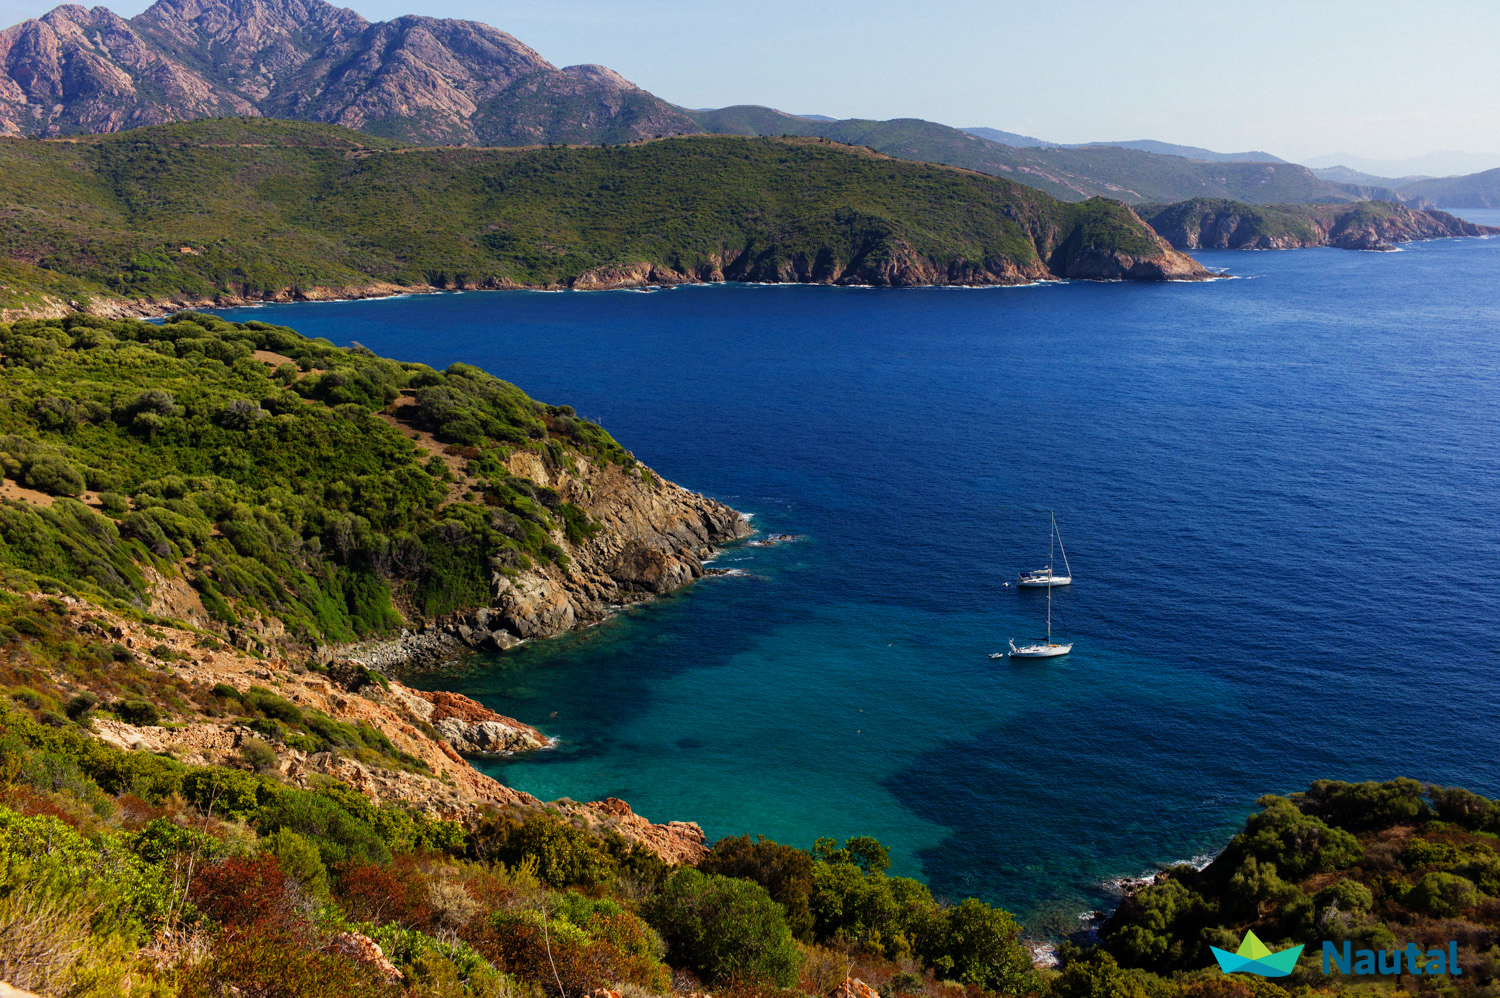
[209,217,1500,930]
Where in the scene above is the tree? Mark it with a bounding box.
[699,834,817,941]
[812,834,891,873]
[1406,871,1479,918]
[644,868,800,986]
[925,898,1038,996]
[24,455,85,497]
[1222,796,1361,881]
[1051,951,1161,998]
[1290,779,1430,832]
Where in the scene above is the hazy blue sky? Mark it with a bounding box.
[6,0,1498,166]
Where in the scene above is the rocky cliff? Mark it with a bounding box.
[1143,198,1499,251]
[25,590,709,864]
[0,0,701,144]
[335,431,751,668]
[0,312,745,869]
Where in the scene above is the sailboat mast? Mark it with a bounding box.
[1045,514,1054,641]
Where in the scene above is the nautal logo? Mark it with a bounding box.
[1210,931,1304,978]
[1210,930,1465,979]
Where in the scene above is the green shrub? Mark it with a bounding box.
[177,927,396,998]
[241,686,304,725]
[0,807,178,938]
[253,785,391,867]
[97,492,129,516]
[264,827,329,900]
[924,898,1037,995]
[240,737,279,773]
[700,834,817,941]
[469,812,638,888]
[1431,785,1500,831]
[1291,778,1431,832]
[1406,871,1479,918]
[247,717,285,742]
[644,868,800,986]
[1218,795,1362,881]
[1104,878,1208,972]
[112,699,161,726]
[24,455,86,497]
[8,687,45,709]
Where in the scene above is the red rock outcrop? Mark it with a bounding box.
[589,797,708,866]
[324,932,403,982]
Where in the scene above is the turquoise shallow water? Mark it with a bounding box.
[211,216,1500,931]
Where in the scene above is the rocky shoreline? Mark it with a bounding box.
[328,452,752,682]
[2,243,1212,322]
[41,591,712,864]
[1143,199,1500,252]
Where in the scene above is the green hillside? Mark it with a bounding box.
[1399,168,1500,208]
[0,118,1191,313]
[688,106,1361,205]
[1086,779,1500,995]
[0,311,629,643]
[1141,197,1498,249]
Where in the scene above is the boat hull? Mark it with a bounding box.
[1008,642,1072,659]
[1017,576,1071,588]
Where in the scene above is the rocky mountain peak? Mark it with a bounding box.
[561,63,640,91]
[0,0,699,144]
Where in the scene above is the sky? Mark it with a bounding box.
[4,0,1498,170]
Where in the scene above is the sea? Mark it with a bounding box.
[209,210,1500,934]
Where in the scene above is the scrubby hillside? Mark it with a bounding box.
[0,595,1040,996]
[0,311,748,655]
[1061,779,1500,996]
[0,119,1206,317]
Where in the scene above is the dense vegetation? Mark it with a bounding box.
[685,107,1366,206]
[9,666,1500,998]
[1077,778,1500,996]
[0,118,1175,312]
[0,682,1042,997]
[0,310,626,645]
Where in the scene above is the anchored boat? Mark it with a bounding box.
[1004,575,1072,659]
[1017,514,1071,587]
[994,512,1073,660]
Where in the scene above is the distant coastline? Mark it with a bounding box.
[8,270,1212,324]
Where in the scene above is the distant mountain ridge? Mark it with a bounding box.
[2,0,1496,209]
[960,125,1053,148]
[0,0,700,144]
[1070,139,1283,163]
[960,130,1285,163]
[688,106,1365,205]
[1303,150,1500,180]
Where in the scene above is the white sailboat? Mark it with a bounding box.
[1017,513,1071,587]
[994,512,1073,660]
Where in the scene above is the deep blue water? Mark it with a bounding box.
[211,219,1500,932]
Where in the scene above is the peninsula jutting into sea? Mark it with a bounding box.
[1,0,1498,995]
